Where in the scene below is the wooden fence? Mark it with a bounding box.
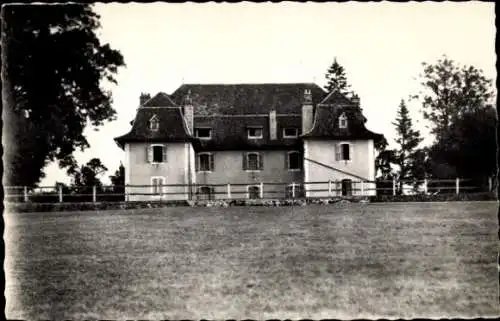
[3,177,497,204]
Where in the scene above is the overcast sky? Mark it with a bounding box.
[39,2,495,186]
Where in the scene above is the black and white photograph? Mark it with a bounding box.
[2,1,498,319]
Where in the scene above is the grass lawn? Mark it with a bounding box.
[4,201,499,319]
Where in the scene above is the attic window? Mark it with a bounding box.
[283,128,299,138]
[195,128,212,139]
[339,113,348,129]
[149,115,159,131]
[247,127,263,139]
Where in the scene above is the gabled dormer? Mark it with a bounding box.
[149,114,159,131]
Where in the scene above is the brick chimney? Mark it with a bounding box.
[269,109,277,140]
[139,92,151,107]
[183,89,194,135]
[302,89,314,134]
[351,94,360,106]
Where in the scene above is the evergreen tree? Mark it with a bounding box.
[392,99,425,194]
[324,57,355,97]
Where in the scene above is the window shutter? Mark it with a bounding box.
[285,151,289,169]
[335,144,340,161]
[147,145,153,163]
[162,145,167,162]
[195,154,200,172]
[259,153,264,170]
[210,154,215,171]
[242,152,247,170]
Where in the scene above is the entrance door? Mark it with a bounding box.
[341,179,352,196]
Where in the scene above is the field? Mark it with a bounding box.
[4,202,499,319]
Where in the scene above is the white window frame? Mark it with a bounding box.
[149,115,159,131]
[194,127,212,140]
[337,142,352,162]
[286,183,302,198]
[197,152,214,172]
[246,184,262,199]
[151,176,165,195]
[245,152,262,172]
[283,128,299,138]
[247,127,263,139]
[339,113,348,129]
[149,144,167,164]
[287,151,302,171]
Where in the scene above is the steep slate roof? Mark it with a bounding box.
[170,83,327,115]
[143,92,177,107]
[114,107,192,148]
[192,115,302,151]
[319,90,355,106]
[302,105,384,142]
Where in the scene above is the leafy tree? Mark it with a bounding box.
[2,4,125,187]
[392,99,425,194]
[68,158,108,190]
[374,136,395,180]
[412,55,494,142]
[324,57,356,97]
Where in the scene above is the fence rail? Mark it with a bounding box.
[4,177,497,204]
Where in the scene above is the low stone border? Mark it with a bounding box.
[4,192,496,213]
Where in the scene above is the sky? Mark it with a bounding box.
[39,1,496,187]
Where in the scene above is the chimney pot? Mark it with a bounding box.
[140,92,151,106]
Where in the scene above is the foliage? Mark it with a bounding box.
[412,55,494,142]
[2,4,125,186]
[324,57,356,97]
[413,56,496,189]
[68,158,108,190]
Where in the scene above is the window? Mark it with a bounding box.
[341,179,353,196]
[286,184,303,198]
[335,143,351,161]
[247,185,261,199]
[244,152,263,171]
[151,177,165,195]
[339,113,348,129]
[147,145,167,163]
[287,151,301,170]
[247,127,263,139]
[196,153,214,172]
[149,115,159,131]
[197,186,214,200]
[195,128,212,139]
[283,128,299,138]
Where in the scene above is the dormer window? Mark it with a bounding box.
[247,127,263,139]
[195,128,212,139]
[283,128,299,138]
[339,113,348,129]
[149,115,159,131]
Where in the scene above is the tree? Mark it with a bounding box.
[2,4,125,187]
[391,99,424,194]
[324,57,355,97]
[412,55,494,142]
[109,162,125,191]
[68,158,108,190]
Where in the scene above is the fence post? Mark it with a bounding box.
[328,180,332,196]
[23,186,28,203]
[456,177,460,195]
[392,178,396,196]
[488,177,492,192]
[227,183,231,199]
[292,182,296,198]
[424,178,428,194]
[360,181,364,196]
[58,185,63,203]
[92,185,97,203]
[260,182,264,199]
